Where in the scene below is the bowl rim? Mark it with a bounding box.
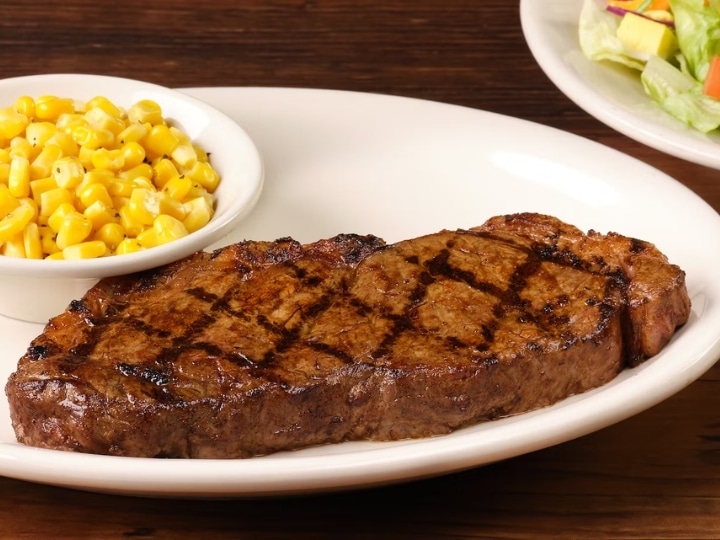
[0,73,264,278]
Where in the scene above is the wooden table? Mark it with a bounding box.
[2,1,720,538]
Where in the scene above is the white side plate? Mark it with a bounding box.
[520,0,720,169]
[0,87,718,497]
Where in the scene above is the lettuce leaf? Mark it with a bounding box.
[669,0,720,81]
[642,55,720,132]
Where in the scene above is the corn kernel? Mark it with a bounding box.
[48,202,80,233]
[131,176,156,191]
[194,144,209,163]
[118,163,153,182]
[22,197,39,222]
[52,155,85,189]
[75,168,114,197]
[170,142,197,169]
[128,100,164,125]
[2,232,25,257]
[46,251,65,260]
[0,183,20,216]
[22,222,42,259]
[168,126,190,144]
[115,237,144,255]
[39,187,74,217]
[117,122,148,145]
[55,113,87,133]
[186,184,215,209]
[56,214,92,249]
[158,192,186,221]
[0,148,10,164]
[91,148,125,171]
[73,174,105,205]
[29,176,58,203]
[120,141,145,170]
[182,196,213,233]
[85,96,124,118]
[71,126,114,150]
[187,161,220,192]
[128,187,158,225]
[118,205,145,237]
[44,130,78,158]
[108,178,133,198]
[62,239,107,260]
[93,222,124,251]
[0,106,29,139]
[39,225,60,255]
[162,174,192,201]
[9,137,33,160]
[154,214,188,245]
[136,227,159,248]
[84,106,126,135]
[0,198,35,242]
[13,96,35,118]
[144,124,179,158]
[25,121,57,149]
[8,156,30,197]
[77,144,95,169]
[83,200,118,230]
[152,158,180,188]
[79,183,113,212]
[30,145,63,179]
[35,96,75,121]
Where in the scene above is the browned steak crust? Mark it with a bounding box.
[4,213,691,458]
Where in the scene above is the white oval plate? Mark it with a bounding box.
[520,0,720,169]
[1,87,719,498]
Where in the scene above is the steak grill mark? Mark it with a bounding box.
[83,231,618,381]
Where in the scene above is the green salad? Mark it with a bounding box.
[579,0,720,133]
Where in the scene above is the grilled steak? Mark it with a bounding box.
[5,213,691,458]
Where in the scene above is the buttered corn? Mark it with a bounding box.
[0,94,219,259]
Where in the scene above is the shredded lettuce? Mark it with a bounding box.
[642,55,720,132]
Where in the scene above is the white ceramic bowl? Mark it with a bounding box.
[0,74,264,323]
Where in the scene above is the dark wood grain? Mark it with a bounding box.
[1,1,720,538]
